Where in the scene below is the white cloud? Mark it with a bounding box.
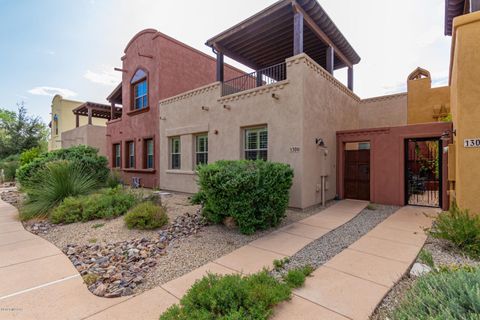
[28,86,77,98]
[84,67,121,86]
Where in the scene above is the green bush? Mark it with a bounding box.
[196,160,294,234]
[106,170,122,188]
[160,270,292,320]
[430,202,480,258]
[283,265,313,288]
[19,147,42,166]
[418,249,435,269]
[50,187,138,224]
[0,155,19,181]
[392,267,480,320]
[21,161,99,220]
[17,145,108,187]
[124,201,169,230]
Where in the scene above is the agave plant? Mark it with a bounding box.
[21,160,99,220]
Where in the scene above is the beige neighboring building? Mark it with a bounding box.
[48,95,110,156]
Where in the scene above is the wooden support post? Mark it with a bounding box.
[348,66,354,91]
[87,107,92,125]
[110,103,115,120]
[216,51,224,82]
[326,46,334,75]
[293,12,304,55]
[75,114,79,128]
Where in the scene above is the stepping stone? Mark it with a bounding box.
[249,231,313,256]
[349,236,421,264]
[272,295,349,320]
[215,245,285,274]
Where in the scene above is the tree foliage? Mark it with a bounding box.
[0,102,48,159]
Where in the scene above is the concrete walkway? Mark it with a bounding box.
[0,199,436,320]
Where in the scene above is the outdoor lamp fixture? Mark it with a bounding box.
[223,105,231,110]
[160,116,166,121]
[201,106,210,111]
[315,138,326,148]
[271,93,280,100]
[440,129,456,141]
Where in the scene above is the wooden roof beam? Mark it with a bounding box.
[292,1,352,68]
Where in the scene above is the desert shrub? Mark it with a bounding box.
[160,270,292,320]
[430,202,480,258]
[124,201,168,230]
[17,145,108,187]
[196,160,294,234]
[106,169,123,188]
[189,190,206,205]
[392,266,480,320]
[19,147,42,166]
[21,161,99,220]
[50,187,137,224]
[283,266,313,288]
[0,155,19,181]
[273,257,290,271]
[418,249,435,269]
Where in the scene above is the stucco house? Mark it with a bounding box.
[48,95,109,156]
[105,0,480,213]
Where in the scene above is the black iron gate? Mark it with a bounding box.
[405,138,442,207]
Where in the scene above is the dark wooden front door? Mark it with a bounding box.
[344,149,370,201]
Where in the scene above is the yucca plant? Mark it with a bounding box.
[20,160,99,220]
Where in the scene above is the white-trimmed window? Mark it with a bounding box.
[145,139,154,169]
[170,137,181,169]
[244,127,268,161]
[195,134,208,166]
[114,144,121,168]
[127,141,135,168]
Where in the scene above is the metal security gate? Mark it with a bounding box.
[405,138,442,207]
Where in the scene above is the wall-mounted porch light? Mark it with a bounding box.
[315,138,326,147]
[223,105,231,110]
[201,106,210,111]
[440,129,456,141]
[271,93,280,100]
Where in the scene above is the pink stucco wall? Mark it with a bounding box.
[337,122,452,210]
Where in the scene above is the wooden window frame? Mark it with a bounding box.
[130,68,149,112]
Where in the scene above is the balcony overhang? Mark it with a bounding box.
[206,0,360,90]
[73,102,122,126]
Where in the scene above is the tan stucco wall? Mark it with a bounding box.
[61,125,107,157]
[359,94,407,128]
[407,78,450,124]
[159,72,304,207]
[158,53,406,209]
[49,95,107,151]
[450,11,480,214]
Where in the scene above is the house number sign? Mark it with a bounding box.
[290,146,301,153]
[464,138,480,148]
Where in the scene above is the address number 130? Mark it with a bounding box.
[464,139,480,148]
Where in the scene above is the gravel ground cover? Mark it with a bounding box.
[7,187,337,297]
[272,204,399,277]
[371,233,480,319]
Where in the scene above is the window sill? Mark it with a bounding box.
[166,170,196,175]
[127,107,150,116]
[122,168,156,173]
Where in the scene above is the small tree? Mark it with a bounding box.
[0,102,48,159]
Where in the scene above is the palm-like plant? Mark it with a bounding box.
[21,160,99,220]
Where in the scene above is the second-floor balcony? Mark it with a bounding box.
[207,0,361,97]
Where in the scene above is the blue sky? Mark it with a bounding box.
[0,0,451,124]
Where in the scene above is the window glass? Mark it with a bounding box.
[146,139,154,169]
[171,137,181,169]
[134,80,148,110]
[128,141,135,168]
[245,127,268,161]
[195,134,208,166]
[114,144,121,168]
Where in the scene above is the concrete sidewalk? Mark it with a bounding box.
[0,198,391,320]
